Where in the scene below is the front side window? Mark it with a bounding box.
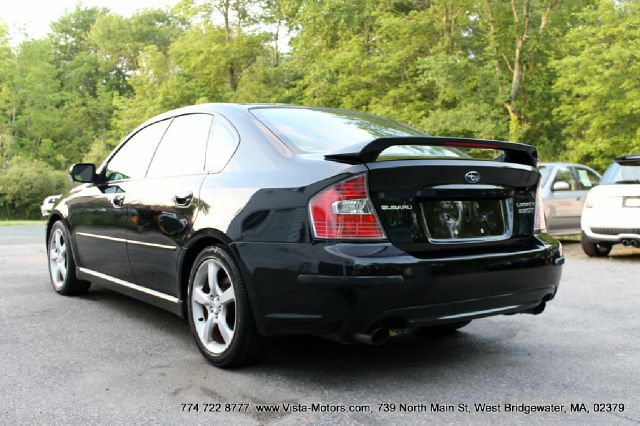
[147,114,213,178]
[250,107,462,160]
[105,120,170,182]
[206,116,239,173]
[553,167,578,191]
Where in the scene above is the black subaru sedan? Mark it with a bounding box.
[46,104,563,367]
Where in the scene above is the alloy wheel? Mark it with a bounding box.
[49,228,67,290]
[190,259,237,354]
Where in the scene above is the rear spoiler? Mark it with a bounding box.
[324,136,538,167]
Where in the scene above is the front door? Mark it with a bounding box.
[68,182,132,281]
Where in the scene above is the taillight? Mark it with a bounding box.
[534,186,547,234]
[309,174,386,239]
[584,191,594,208]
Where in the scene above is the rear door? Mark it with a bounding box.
[125,113,213,297]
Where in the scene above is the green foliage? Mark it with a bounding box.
[554,0,640,170]
[0,0,638,218]
[0,156,70,219]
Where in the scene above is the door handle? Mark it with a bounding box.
[174,191,193,207]
[112,194,125,207]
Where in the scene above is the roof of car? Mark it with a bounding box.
[146,102,419,120]
[615,155,640,163]
[156,103,350,114]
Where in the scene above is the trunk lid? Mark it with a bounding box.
[325,137,541,256]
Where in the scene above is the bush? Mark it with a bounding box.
[0,156,71,219]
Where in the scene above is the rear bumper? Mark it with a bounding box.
[234,235,563,336]
[582,207,640,241]
[583,229,640,243]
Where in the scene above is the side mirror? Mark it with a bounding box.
[552,181,571,191]
[69,163,96,183]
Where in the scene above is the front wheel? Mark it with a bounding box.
[187,246,266,368]
[581,232,612,257]
[47,221,90,295]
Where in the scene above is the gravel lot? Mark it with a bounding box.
[1,225,639,424]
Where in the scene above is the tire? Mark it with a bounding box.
[581,232,612,257]
[47,221,91,295]
[419,320,471,336]
[187,245,266,368]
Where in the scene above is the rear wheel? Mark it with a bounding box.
[187,245,266,368]
[419,320,471,336]
[47,221,91,295]
[581,232,612,257]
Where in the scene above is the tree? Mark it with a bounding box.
[10,40,64,162]
[0,0,635,219]
[89,9,186,94]
[554,0,640,170]
[0,23,17,158]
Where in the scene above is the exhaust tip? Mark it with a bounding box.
[349,329,390,346]
[622,239,631,247]
[631,240,639,247]
[370,328,390,346]
[533,301,546,315]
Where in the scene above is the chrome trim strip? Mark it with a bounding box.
[78,267,179,303]
[76,232,176,250]
[127,239,177,250]
[439,305,521,320]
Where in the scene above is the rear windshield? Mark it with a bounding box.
[601,162,640,184]
[250,107,461,159]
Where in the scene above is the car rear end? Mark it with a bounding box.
[243,107,564,337]
[582,155,640,247]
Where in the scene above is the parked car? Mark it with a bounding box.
[538,163,601,235]
[40,194,62,217]
[45,104,564,367]
[581,155,640,256]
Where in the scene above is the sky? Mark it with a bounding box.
[1,0,179,43]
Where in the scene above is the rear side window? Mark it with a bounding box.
[206,116,239,173]
[147,114,213,178]
[576,168,600,190]
[105,119,170,181]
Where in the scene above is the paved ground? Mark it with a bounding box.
[1,225,639,425]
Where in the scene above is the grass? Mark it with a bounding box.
[0,220,46,227]
[555,234,581,242]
